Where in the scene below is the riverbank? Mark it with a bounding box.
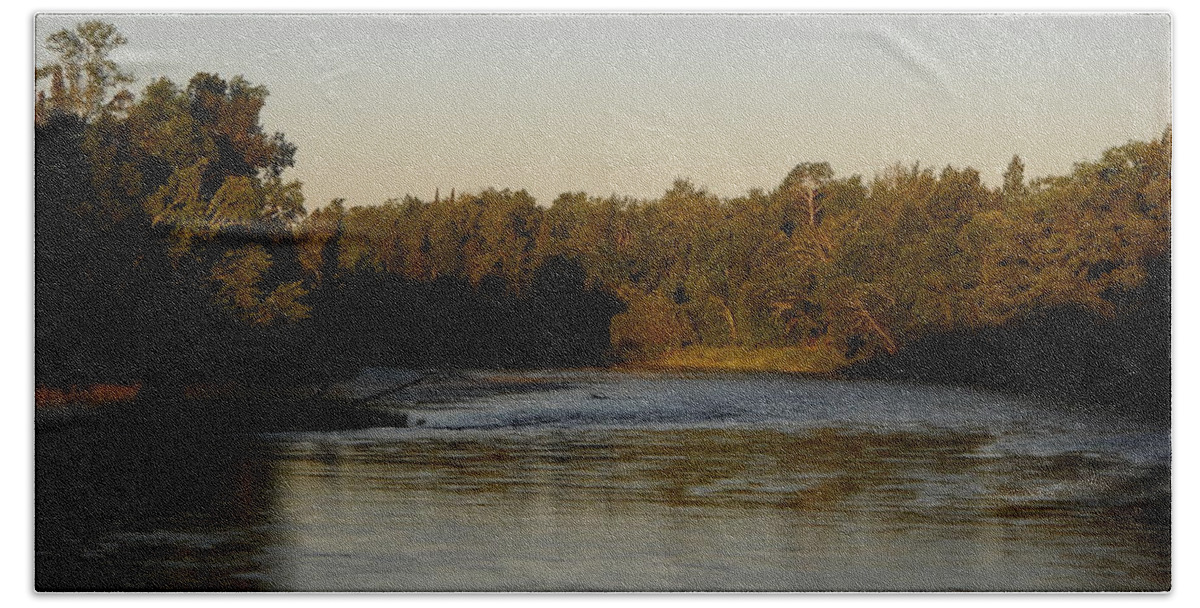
[625,345,849,375]
[842,306,1170,414]
[34,371,580,434]
[35,383,141,408]
[621,315,1169,414]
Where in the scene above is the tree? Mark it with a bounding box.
[1002,154,1028,204]
[974,131,1171,321]
[36,20,133,121]
[297,199,347,284]
[37,22,316,394]
[210,245,310,325]
[775,162,834,231]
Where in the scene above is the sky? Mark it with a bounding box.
[34,13,1171,210]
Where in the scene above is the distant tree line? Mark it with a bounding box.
[35,22,1170,405]
[300,137,1168,363]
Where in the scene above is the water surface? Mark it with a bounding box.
[36,370,1170,591]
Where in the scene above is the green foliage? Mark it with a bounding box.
[295,127,1169,367]
[970,130,1171,323]
[610,293,695,360]
[39,22,1171,377]
[36,20,133,121]
[211,245,311,325]
[1002,154,1028,203]
[38,21,309,332]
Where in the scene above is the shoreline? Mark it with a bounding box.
[618,345,850,375]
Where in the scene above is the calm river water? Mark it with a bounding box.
[35,370,1170,591]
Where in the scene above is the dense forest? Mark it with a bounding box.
[35,22,1170,409]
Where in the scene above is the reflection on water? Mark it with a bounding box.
[35,413,278,591]
[266,427,1167,591]
[36,372,1169,591]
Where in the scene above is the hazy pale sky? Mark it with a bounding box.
[35,13,1171,209]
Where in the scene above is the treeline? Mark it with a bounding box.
[36,22,1170,405]
[300,138,1169,364]
[37,21,314,392]
[35,22,623,394]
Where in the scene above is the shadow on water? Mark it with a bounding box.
[35,399,279,591]
[33,372,573,591]
[35,373,1171,591]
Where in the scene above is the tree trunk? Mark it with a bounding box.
[805,187,819,227]
[715,296,738,344]
[856,301,898,355]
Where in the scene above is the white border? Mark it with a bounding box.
[7,1,1192,606]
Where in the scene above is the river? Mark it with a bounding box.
[35,369,1170,591]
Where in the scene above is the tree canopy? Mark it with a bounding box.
[35,21,1171,405]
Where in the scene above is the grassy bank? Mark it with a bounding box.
[35,384,142,408]
[628,345,849,374]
